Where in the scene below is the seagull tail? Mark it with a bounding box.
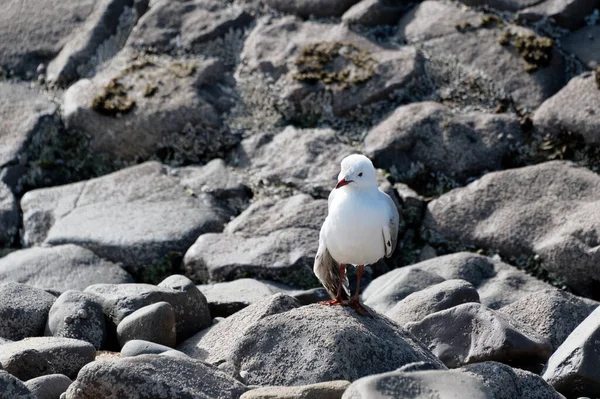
[314,246,350,300]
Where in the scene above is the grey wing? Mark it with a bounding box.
[380,190,400,258]
[313,223,350,300]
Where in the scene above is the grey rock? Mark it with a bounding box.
[533,74,600,145]
[0,370,35,399]
[0,282,56,340]
[265,0,360,18]
[291,287,331,305]
[0,245,133,292]
[120,339,173,357]
[364,102,522,181]
[342,0,407,26]
[518,0,600,30]
[63,49,238,163]
[45,290,107,350]
[500,289,598,350]
[561,25,600,69]
[405,303,553,368]
[178,293,300,362]
[85,275,211,342]
[0,337,95,380]
[386,279,480,326]
[64,354,246,399]
[342,369,493,399]
[241,381,350,399]
[462,362,565,399]
[24,374,72,399]
[423,161,600,296]
[116,301,177,348]
[543,306,600,397]
[127,0,252,52]
[21,161,232,279]
[456,0,541,11]
[0,182,18,246]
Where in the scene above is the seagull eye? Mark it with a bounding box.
[358,172,363,177]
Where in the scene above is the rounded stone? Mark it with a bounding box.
[116,301,177,348]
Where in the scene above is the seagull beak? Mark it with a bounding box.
[336,178,352,189]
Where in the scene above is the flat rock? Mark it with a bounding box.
[0,282,56,340]
[0,245,133,292]
[342,0,407,26]
[0,337,95,380]
[500,289,598,350]
[127,0,252,52]
[24,374,72,399]
[342,369,493,399]
[386,279,480,326]
[364,101,522,182]
[120,339,173,357]
[63,49,238,163]
[0,370,35,399]
[543,306,600,397]
[116,301,177,348]
[45,290,107,350]
[21,161,232,280]
[405,303,552,368]
[265,0,360,18]
[518,0,600,30]
[64,354,246,399]
[423,161,600,297]
[86,275,211,342]
[242,381,350,399]
[0,182,18,246]
[533,74,600,145]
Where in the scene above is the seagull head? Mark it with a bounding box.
[335,154,377,191]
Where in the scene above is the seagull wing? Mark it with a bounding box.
[380,189,400,258]
[313,222,350,300]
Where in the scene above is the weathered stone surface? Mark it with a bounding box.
[561,26,600,69]
[0,245,133,292]
[24,374,72,399]
[21,161,232,279]
[242,381,350,399]
[127,0,252,52]
[342,0,407,26]
[64,354,247,399]
[456,0,542,11]
[406,303,552,368]
[0,282,56,340]
[386,279,480,326]
[533,74,600,144]
[0,337,95,380]
[518,0,600,30]
[364,102,522,181]
[423,161,600,297]
[86,275,211,342]
[265,0,360,18]
[0,370,35,399]
[0,182,18,246]
[343,369,493,399]
[63,49,238,163]
[500,289,598,350]
[543,306,600,397]
[116,301,177,348]
[120,339,173,357]
[46,290,107,350]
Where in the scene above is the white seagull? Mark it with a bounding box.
[314,154,400,315]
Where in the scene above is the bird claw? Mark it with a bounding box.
[319,298,345,306]
[347,299,372,317]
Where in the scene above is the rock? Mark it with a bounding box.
[405,303,552,369]
[178,293,300,361]
[291,287,330,305]
[364,101,522,182]
[241,381,350,399]
[184,194,327,287]
[120,339,173,357]
[86,275,211,342]
[500,289,598,350]
[518,0,600,30]
[423,161,600,297]
[0,337,95,380]
[21,161,232,280]
[533,74,600,145]
[0,370,35,399]
[456,0,542,11]
[240,16,424,118]
[342,0,407,26]
[45,290,107,350]
[63,49,238,163]
[116,301,177,348]
[265,0,360,18]
[127,0,252,52]
[342,369,493,399]
[0,182,18,246]
[462,362,565,399]
[0,245,134,292]
[24,374,72,399]
[561,26,600,69]
[543,306,600,397]
[386,279,480,326]
[64,354,247,399]
[0,282,56,340]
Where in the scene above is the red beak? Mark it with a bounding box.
[336,178,352,189]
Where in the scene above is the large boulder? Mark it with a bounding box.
[517,0,600,30]
[24,374,72,399]
[423,161,600,297]
[0,282,56,340]
[241,381,350,399]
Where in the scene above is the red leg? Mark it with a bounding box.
[319,263,346,306]
[347,265,370,316]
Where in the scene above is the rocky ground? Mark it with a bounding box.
[1,0,600,398]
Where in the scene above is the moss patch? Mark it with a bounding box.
[292,42,376,89]
[92,80,136,116]
[480,14,504,28]
[142,82,158,97]
[498,32,553,73]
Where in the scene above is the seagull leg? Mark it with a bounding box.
[319,263,346,306]
[347,265,370,316]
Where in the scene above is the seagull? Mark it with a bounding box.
[314,154,399,315]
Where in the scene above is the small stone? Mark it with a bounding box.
[116,302,177,348]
